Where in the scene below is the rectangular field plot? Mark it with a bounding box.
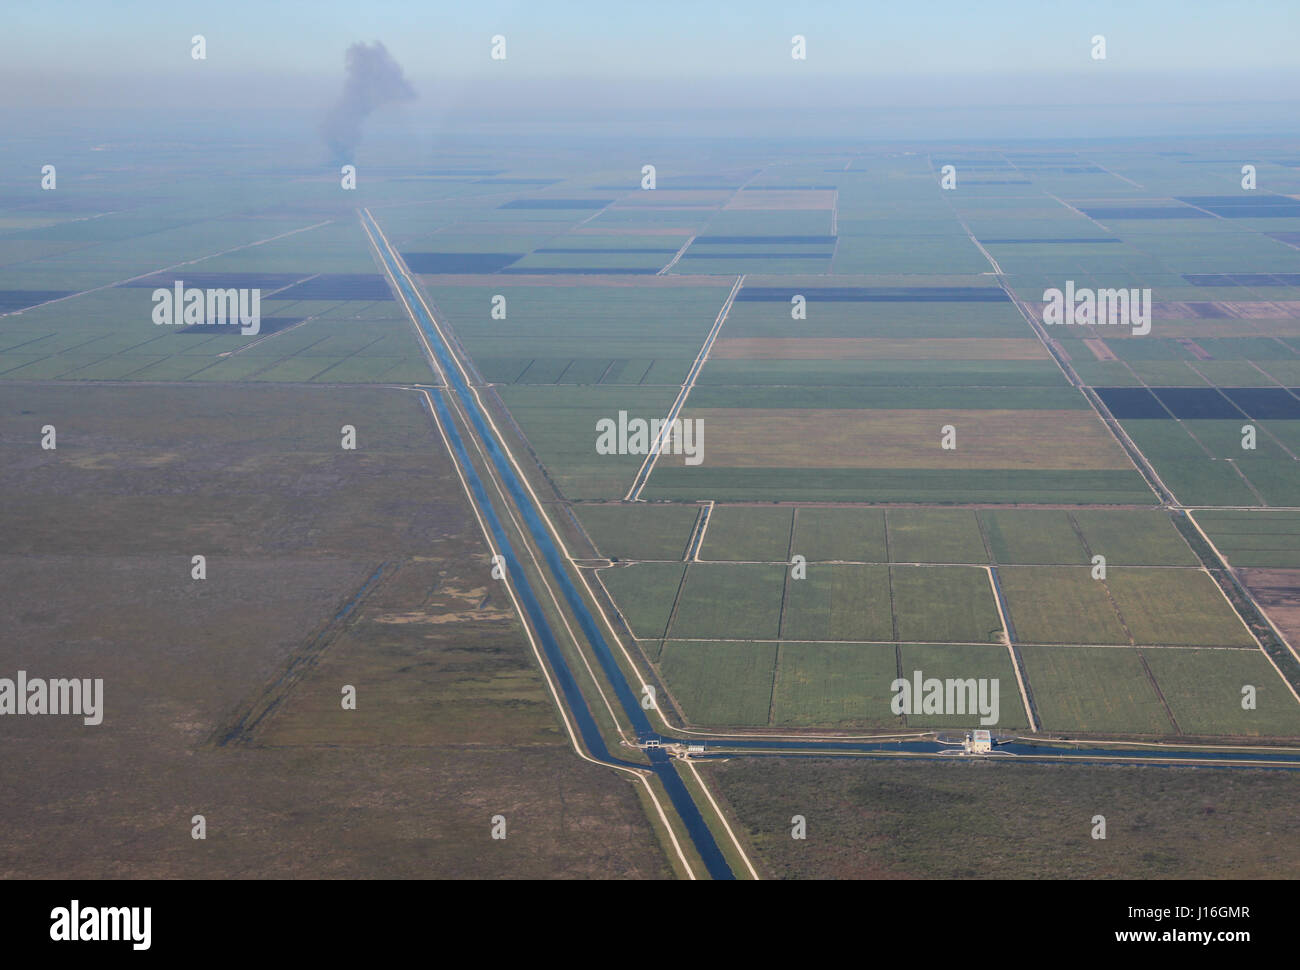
[719,300,1034,340]
[658,641,777,726]
[1118,419,1265,506]
[791,507,888,562]
[1144,649,1300,737]
[999,566,1131,645]
[576,503,700,561]
[978,510,1088,565]
[695,359,1069,387]
[597,562,685,639]
[1071,509,1199,565]
[708,337,1048,360]
[890,566,1003,644]
[769,642,902,728]
[886,509,987,564]
[1106,568,1254,646]
[897,644,1029,730]
[675,407,1135,471]
[689,384,1088,412]
[780,564,893,641]
[1018,646,1175,735]
[424,284,730,364]
[699,505,793,561]
[668,563,786,640]
[1194,510,1300,568]
[648,454,1154,505]
[492,385,677,499]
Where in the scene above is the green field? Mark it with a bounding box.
[598,562,685,638]
[1107,568,1254,646]
[780,564,894,641]
[897,643,1029,730]
[979,509,1088,565]
[1071,509,1199,566]
[1019,645,1173,734]
[890,566,1003,643]
[700,505,794,561]
[658,640,778,725]
[1193,510,1300,568]
[493,385,677,499]
[669,563,787,639]
[1000,566,1131,645]
[791,507,889,562]
[769,642,902,728]
[886,509,988,563]
[1144,649,1300,737]
[576,503,700,561]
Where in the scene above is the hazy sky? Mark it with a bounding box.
[3,0,1298,138]
[6,0,1299,80]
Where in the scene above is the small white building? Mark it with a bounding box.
[964,730,993,754]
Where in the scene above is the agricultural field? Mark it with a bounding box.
[1194,509,1300,568]
[587,502,1298,733]
[780,564,893,642]
[1018,646,1177,735]
[574,502,701,562]
[7,140,1297,742]
[1190,509,1300,657]
[768,642,902,729]
[698,505,793,561]
[668,563,787,640]
[0,201,438,386]
[5,119,1300,887]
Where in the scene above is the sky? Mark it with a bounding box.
[5,0,1299,79]
[2,0,1298,137]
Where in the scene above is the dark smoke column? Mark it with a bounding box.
[321,41,416,164]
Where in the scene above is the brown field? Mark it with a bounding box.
[1238,568,1300,648]
[710,337,1049,360]
[1041,300,1300,334]
[612,190,731,207]
[0,384,669,879]
[668,408,1135,470]
[701,757,1300,879]
[724,189,835,210]
[1213,302,1300,319]
[414,273,722,287]
[571,227,695,237]
[1176,337,1213,360]
[1123,320,1300,338]
[429,221,590,236]
[1139,301,1300,337]
[1083,338,1117,361]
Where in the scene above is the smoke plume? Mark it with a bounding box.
[321,41,416,162]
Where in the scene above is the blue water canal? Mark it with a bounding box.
[364,211,736,879]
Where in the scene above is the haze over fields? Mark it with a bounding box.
[2,1,1299,887]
